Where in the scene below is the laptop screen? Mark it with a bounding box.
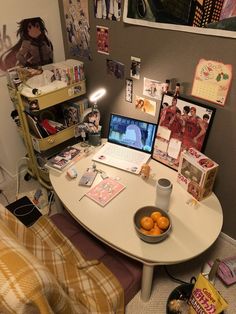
[108,113,157,153]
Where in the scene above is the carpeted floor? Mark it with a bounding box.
[126,235,236,313]
[1,170,236,314]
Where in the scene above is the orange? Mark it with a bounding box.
[154,222,163,233]
[150,211,162,222]
[139,227,150,235]
[149,226,162,236]
[140,216,154,231]
[157,216,170,230]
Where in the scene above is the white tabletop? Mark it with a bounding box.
[50,144,223,266]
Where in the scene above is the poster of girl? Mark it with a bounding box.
[0,17,53,72]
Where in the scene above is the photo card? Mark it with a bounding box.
[152,94,216,171]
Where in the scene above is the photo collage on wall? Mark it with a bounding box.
[58,1,232,172]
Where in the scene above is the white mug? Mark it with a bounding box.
[155,178,172,212]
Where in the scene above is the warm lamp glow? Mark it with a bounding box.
[89,88,106,103]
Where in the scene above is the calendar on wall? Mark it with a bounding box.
[191,59,232,106]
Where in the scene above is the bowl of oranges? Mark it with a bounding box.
[133,206,172,243]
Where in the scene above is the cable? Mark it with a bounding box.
[13,204,35,217]
[16,156,30,199]
[0,190,9,204]
[164,266,196,285]
[0,166,4,184]
[47,191,54,216]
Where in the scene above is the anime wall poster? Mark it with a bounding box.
[96,26,109,54]
[94,0,122,21]
[152,94,216,170]
[62,0,91,60]
[0,17,53,75]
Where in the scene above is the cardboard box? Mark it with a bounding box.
[177,148,219,201]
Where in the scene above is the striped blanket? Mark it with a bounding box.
[0,203,124,313]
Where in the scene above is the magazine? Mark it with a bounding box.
[86,177,126,207]
[46,146,81,171]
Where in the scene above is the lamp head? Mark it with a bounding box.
[89,88,106,104]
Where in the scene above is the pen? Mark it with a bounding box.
[79,194,86,201]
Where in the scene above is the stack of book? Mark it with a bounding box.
[52,59,85,85]
[63,98,89,126]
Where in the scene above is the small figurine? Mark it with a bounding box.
[174,82,180,97]
[162,79,170,94]
[140,164,150,179]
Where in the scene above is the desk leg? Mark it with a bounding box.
[53,190,64,213]
[140,264,154,302]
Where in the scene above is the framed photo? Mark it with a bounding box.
[123,0,236,39]
[152,94,216,171]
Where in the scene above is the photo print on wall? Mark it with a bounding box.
[96,26,109,54]
[135,95,156,116]
[143,77,163,100]
[106,59,124,79]
[152,94,216,171]
[130,56,141,79]
[125,78,133,103]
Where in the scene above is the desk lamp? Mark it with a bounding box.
[78,88,106,146]
[89,88,106,106]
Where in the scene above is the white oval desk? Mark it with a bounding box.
[50,143,223,302]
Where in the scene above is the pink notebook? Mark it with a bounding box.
[86,178,125,207]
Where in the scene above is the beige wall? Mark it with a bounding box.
[0,0,65,177]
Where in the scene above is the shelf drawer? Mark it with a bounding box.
[31,125,76,152]
[22,80,86,110]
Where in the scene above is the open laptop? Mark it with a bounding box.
[92,113,157,174]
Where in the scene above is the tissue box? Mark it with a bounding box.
[177,148,218,201]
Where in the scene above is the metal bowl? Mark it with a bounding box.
[133,206,172,243]
[166,281,224,314]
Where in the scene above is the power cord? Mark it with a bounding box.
[0,166,4,184]
[47,191,54,216]
[16,156,30,199]
[164,266,196,285]
[0,189,9,204]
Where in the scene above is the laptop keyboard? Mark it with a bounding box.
[103,144,145,164]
